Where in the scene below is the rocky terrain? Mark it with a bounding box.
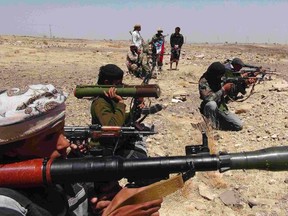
[0,35,288,216]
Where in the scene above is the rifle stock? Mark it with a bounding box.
[1,146,287,188]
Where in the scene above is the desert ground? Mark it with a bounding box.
[0,35,288,216]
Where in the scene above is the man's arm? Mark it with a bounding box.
[0,195,28,216]
[198,78,224,103]
[179,34,184,48]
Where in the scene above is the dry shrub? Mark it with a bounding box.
[14,50,20,54]
[235,109,247,114]
[5,53,15,58]
[43,40,48,45]
[107,44,122,48]
[278,53,287,59]
[177,81,188,86]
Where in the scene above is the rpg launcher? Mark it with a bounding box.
[74,84,161,99]
[1,132,288,188]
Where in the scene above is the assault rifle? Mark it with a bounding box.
[222,76,248,100]
[1,133,287,188]
[241,66,277,82]
[64,124,157,156]
[224,59,277,82]
[64,124,156,142]
[64,125,156,139]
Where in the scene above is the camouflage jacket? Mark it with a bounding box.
[198,76,228,112]
[126,50,140,64]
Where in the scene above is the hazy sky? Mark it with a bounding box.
[1,0,288,43]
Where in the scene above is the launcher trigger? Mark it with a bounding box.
[182,168,195,182]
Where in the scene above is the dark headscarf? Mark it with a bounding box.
[97,64,124,85]
[202,62,225,91]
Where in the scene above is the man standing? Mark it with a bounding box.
[151,28,165,71]
[131,24,143,50]
[170,27,184,70]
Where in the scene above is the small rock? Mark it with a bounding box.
[247,198,275,207]
[192,201,207,210]
[257,137,263,142]
[268,179,276,184]
[195,54,205,59]
[219,190,240,205]
[198,183,216,201]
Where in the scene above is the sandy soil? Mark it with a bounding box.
[0,35,288,216]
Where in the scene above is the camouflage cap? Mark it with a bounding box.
[232,58,245,66]
[0,84,67,145]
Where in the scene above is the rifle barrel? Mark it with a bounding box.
[64,125,156,139]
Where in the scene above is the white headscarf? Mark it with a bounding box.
[0,84,68,145]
